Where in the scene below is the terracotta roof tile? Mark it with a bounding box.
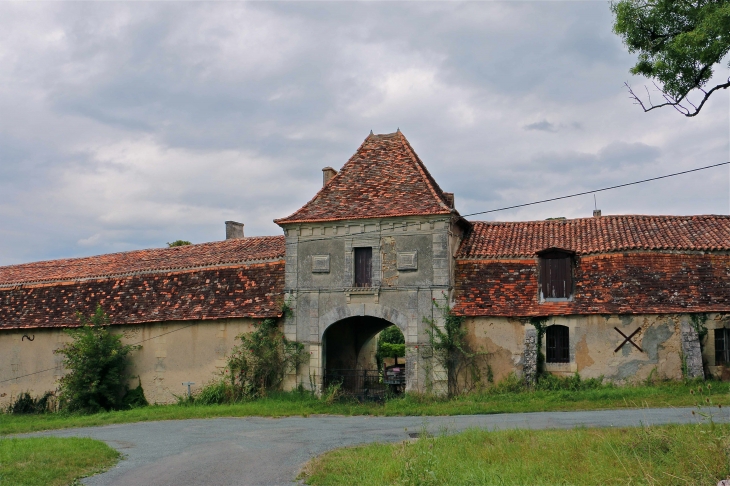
[275,131,453,224]
[458,215,730,258]
[0,237,286,329]
[454,253,730,317]
[0,236,284,286]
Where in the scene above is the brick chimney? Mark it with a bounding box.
[225,221,244,239]
[322,167,337,187]
[444,192,455,209]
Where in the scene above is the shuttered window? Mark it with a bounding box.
[539,251,573,299]
[546,325,570,363]
[354,247,372,287]
[716,328,730,365]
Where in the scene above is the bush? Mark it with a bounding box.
[121,378,149,409]
[226,317,306,399]
[6,392,55,414]
[54,305,140,413]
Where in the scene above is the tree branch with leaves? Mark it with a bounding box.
[612,0,730,117]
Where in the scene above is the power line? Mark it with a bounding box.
[282,160,730,245]
[3,161,728,385]
[0,322,199,385]
[462,161,730,217]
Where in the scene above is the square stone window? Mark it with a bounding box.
[397,251,417,271]
[312,254,330,273]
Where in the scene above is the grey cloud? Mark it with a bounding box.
[524,120,558,132]
[0,2,726,265]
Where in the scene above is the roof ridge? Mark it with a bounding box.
[469,214,730,225]
[0,235,285,270]
[274,134,373,224]
[395,131,451,212]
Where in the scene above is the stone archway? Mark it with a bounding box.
[321,315,404,396]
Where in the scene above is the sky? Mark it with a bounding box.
[0,1,728,266]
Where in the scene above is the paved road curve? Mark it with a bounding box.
[25,407,727,486]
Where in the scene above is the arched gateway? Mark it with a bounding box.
[275,131,468,394]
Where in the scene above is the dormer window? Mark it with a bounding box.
[537,248,574,301]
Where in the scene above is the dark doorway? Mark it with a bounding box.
[354,247,372,287]
[323,316,404,399]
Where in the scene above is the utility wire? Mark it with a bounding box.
[3,161,728,385]
[462,161,730,217]
[0,322,199,384]
[282,160,730,245]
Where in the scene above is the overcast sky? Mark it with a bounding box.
[0,1,728,266]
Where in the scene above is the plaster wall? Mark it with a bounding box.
[0,318,256,407]
[465,314,718,384]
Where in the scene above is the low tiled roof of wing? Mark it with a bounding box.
[457,215,730,258]
[275,130,454,224]
[0,236,285,287]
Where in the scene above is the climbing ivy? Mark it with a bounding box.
[529,316,549,377]
[424,298,488,396]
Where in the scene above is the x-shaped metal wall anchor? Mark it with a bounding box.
[614,327,643,353]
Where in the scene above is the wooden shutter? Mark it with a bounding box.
[354,247,372,287]
[546,325,569,363]
[540,251,573,299]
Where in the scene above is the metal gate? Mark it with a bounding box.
[323,367,405,400]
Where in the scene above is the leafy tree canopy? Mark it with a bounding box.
[611,0,730,116]
[376,326,405,369]
[167,240,192,247]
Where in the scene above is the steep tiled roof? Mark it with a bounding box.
[275,131,453,224]
[454,253,730,317]
[0,236,284,286]
[0,237,286,329]
[458,215,730,258]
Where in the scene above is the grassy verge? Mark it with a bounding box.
[301,423,730,485]
[0,437,120,486]
[2,381,727,436]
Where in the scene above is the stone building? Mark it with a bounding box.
[1,130,729,404]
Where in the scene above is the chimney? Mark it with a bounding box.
[225,221,244,239]
[322,167,337,187]
[593,209,602,217]
[444,192,455,209]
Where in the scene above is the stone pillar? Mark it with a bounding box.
[523,326,537,386]
[680,319,704,379]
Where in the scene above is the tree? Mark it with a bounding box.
[375,325,405,371]
[167,240,192,247]
[611,0,730,117]
[55,305,140,412]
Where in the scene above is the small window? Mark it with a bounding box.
[354,247,372,287]
[538,249,574,300]
[546,325,570,363]
[716,328,730,365]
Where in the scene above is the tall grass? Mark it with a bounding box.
[2,378,728,436]
[302,422,730,485]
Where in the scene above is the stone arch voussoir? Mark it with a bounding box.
[318,304,409,341]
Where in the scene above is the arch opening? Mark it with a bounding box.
[322,316,405,398]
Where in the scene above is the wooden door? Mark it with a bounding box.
[354,247,372,287]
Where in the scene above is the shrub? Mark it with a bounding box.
[54,305,140,413]
[121,378,149,409]
[6,392,55,414]
[227,317,306,399]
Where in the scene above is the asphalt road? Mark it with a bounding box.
[24,407,727,486]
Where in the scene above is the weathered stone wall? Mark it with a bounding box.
[0,318,256,407]
[463,313,717,385]
[281,215,463,393]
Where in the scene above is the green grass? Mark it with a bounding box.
[2,381,727,436]
[301,423,730,485]
[0,437,120,486]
